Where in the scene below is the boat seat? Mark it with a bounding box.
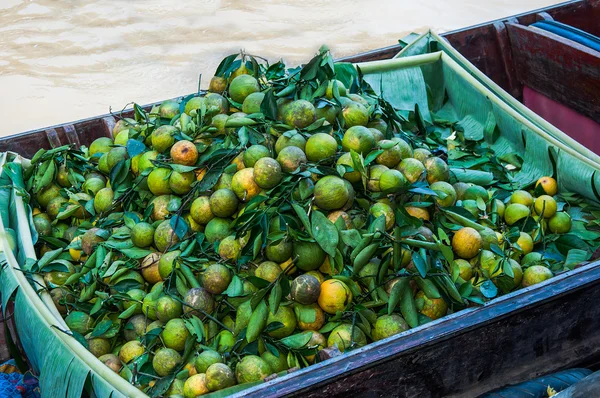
[530,20,600,53]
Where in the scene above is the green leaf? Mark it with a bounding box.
[246,299,268,343]
[269,282,283,315]
[388,278,408,315]
[564,249,589,270]
[480,280,498,298]
[311,211,338,257]
[292,202,311,234]
[280,331,313,349]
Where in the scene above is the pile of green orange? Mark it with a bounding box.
[26,48,600,397]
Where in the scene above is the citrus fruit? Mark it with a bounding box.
[342,102,369,127]
[275,132,306,154]
[397,158,425,183]
[229,74,260,103]
[183,287,216,317]
[336,152,360,183]
[152,125,177,153]
[379,169,408,194]
[341,126,375,155]
[255,261,282,282]
[124,314,147,341]
[370,202,395,231]
[253,157,283,189]
[218,235,241,261]
[534,195,557,218]
[430,181,457,207]
[130,222,155,248]
[169,171,194,195]
[159,100,180,119]
[162,318,190,351]
[138,150,159,173]
[548,212,571,233]
[209,189,239,218]
[148,168,173,195]
[516,232,534,255]
[294,303,325,331]
[81,228,106,255]
[183,373,209,398]
[291,274,321,305]
[231,168,261,202]
[150,194,176,221]
[261,349,289,373]
[154,219,181,252]
[325,79,347,99]
[510,190,534,206]
[153,347,182,377]
[415,290,448,320]
[190,196,214,225]
[183,96,205,115]
[463,185,488,202]
[318,279,352,314]
[33,213,52,236]
[65,311,93,334]
[99,354,122,373]
[158,250,181,279]
[327,324,367,352]
[235,355,272,384]
[367,164,389,192]
[205,92,230,114]
[242,91,265,114]
[195,350,223,373]
[372,314,409,341]
[243,144,270,167]
[504,203,531,225]
[305,133,338,163]
[204,218,232,243]
[522,252,543,267]
[455,259,473,280]
[89,137,113,161]
[293,241,327,271]
[327,211,353,229]
[206,363,236,391]
[413,148,432,162]
[282,99,316,129]
[522,265,553,287]
[277,145,307,173]
[265,238,293,263]
[267,305,297,338]
[479,227,499,250]
[314,175,349,210]
[154,295,181,323]
[452,227,482,259]
[315,101,339,124]
[536,176,558,196]
[200,263,232,294]
[119,340,145,364]
[405,206,430,221]
[423,157,449,184]
[170,140,198,166]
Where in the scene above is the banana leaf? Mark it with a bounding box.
[357,51,600,202]
[396,31,600,167]
[0,154,145,398]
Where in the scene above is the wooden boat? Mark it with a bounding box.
[2,0,598,159]
[2,1,600,397]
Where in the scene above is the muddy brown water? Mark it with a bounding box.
[0,0,562,137]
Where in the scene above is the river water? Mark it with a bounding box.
[1,0,562,136]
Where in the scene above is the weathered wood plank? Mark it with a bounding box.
[506,22,600,122]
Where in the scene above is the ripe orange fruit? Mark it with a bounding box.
[452,227,482,259]
[171,140,198,166]
[317,279,353,314]
[415,290,448,320]
[405,206,430,221]
[536,176,558,196]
